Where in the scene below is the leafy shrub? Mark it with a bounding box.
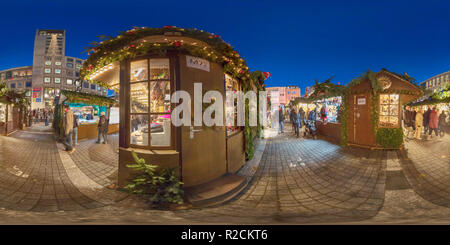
[124,151,184,206]
[375,128,403,148]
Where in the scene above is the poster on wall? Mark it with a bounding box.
[32,87,42,103]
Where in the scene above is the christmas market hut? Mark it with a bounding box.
[0,83,29,135]
[306,80,346,144]
[53,90,117,140]
[342,69,423,149]
[79,26,264,194]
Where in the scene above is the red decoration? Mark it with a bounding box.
[127,30,135,35]
[163,25,174,29]
[129,44,135,48]
[263,72,272,80]
[239,70,244,74]
[173,41,184,47]
[87,65,94,71]
[213,35,219,38]
[93,47,99,52]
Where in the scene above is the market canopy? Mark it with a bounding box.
[408,83,450,106]
[60,90,115,106]
[0,83,29,107]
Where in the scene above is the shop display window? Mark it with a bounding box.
[130,60,148,82]
[131,83,149,113]
[379,94,399,127]
[149,59,170,80]
[225,74,241,134]
[0,104,7,123]
[129,58,172,148]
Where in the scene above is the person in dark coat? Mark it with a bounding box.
[428,107,439,139]
[423,107,431,134]
[96,112,109,144]
[438,110,446,137]
[291,109,298,136]
[278,106,285,134]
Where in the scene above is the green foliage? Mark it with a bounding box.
[81,26,253,87]
[0,83,30,107]
[62,90,115,106]
[124,151,184,206]
[375,128,404,149]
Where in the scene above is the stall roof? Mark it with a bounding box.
[61,90,115,106]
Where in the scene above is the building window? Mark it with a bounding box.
[76,60,82,64]
[44,77,51,83]
[45,60,51,66]
[66,79,73,85]
[91,84,96,90]
[44,68,51,73]
[67,70,73,76]
[97,86,102,91]
[83,82,89,88]
[67,58,74,62]
[379,94,399,127]
[26,90,31,97]
[10,83,15,89]
[26,82,32,87]
[54,77,61,84]
[55,69,61,74]
[66,63,73,68]
[129,58,172,148]
[75,71,80,77]
[55,61,61,66]
[17,82,23,88]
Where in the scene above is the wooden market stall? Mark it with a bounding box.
[79,26,263,189]
[54,90,118,140]
[306,81,345,144]
[344,69,423,149]
[0,83,28,135]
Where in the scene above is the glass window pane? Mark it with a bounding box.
[151,114,171,146]
[150,81,171,113]
[130,114,149,146]
[130,60,148,82]
[131,82,149,113]
[150,59,170,80]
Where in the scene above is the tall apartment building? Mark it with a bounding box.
[420,71,450,93]
[0,29,108,110]
[266,86,301,105]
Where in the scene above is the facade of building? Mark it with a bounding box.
[0,29,108,110]
[420,71,450,93]
[266,86,301,105]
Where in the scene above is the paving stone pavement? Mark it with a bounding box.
[0,125,449,224]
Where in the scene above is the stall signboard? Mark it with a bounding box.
[357,98,366,105]
[186,55,210,72]
[32,87,42,103]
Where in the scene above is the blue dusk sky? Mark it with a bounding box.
[0,0,449,91]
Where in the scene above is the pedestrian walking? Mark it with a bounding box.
[73,114,79,146]
[96,111,108,144]
[414,109,423,140]
[291,109,298,136]
[62,105,75,153]
[278,106,285,134]
[423,107,431,134]
[428,107,439,140]
[438,109,446,138]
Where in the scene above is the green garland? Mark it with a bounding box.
[61,90,115,106]
[0,83,29,107]
[340,92,349,146]
[81,26,252,87]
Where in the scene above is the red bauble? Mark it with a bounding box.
[87,65,94,71]
[129,44,135,48]
[164,25,174,29]
[173,41,183,47]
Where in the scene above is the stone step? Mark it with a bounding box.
[185,174,247,208]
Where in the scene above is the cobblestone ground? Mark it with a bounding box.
[0,124,449,224]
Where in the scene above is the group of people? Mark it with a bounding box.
[61,105,109,154]
[404,106,447,140]
[275,105,319,137]
[28,108,53,126]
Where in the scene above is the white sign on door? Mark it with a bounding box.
[357,98,366,105]
[186,55,210,72]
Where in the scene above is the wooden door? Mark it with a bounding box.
[353,94,371,146]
